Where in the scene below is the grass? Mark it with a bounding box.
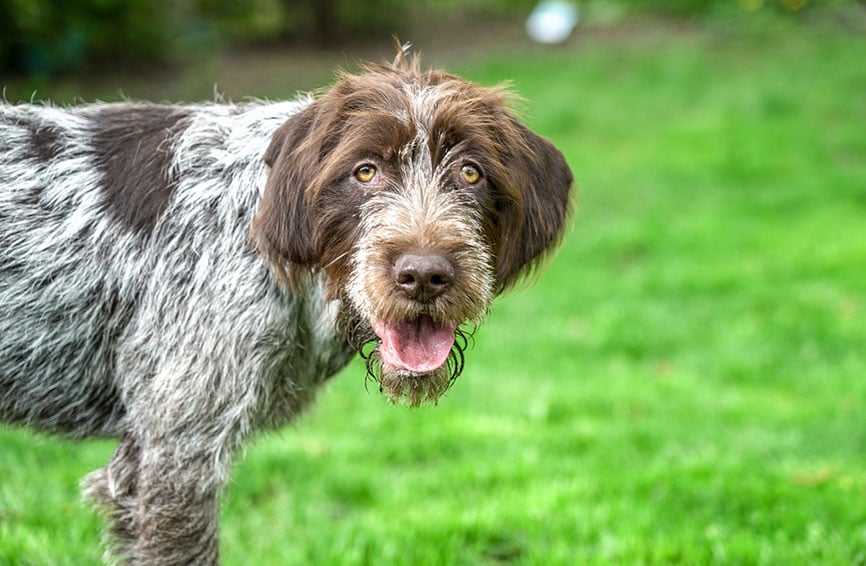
[2,15,866,565]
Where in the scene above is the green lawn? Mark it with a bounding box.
[2,17,866,565]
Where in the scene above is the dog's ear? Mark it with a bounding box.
[495,120,573,291]
[252,103,321,275]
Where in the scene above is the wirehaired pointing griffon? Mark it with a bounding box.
[0,48,573,563]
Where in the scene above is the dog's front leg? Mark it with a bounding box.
[86,433,230,565]
[129,438,224,565]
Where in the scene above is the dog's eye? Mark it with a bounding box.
[460,164,481,185]
[354,164,378,183]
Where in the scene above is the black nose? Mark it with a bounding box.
[394,252,454,302]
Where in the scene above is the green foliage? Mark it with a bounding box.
[2,19,866,564]
[0,0,438,76]
[597,0,835,17]
[0,0,198,77]
[2,1,862,77]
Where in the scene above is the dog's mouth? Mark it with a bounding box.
[344,310,470,406]
[371,316,456,374]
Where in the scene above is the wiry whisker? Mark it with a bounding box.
[349,317,472,407]
[322,250,351,271]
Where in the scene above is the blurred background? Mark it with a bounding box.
[2,1,866,564]
[2,0,863,100]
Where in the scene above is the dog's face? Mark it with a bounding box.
[253,55,573,405]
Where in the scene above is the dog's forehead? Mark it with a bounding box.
[393,77,499,160]
[359,70,479,122]
[399,81,453,125]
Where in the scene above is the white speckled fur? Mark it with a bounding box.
[0,54,573,564]
[0,98,350,564]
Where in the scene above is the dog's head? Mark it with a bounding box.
[253,49,573,405]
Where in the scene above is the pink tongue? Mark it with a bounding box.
[372,317,456,373]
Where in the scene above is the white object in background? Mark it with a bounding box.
[526,1,580,45]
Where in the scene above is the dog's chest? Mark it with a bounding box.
[255,279,354,428]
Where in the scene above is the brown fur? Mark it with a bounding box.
[252,53,573,405]
[0,49,573,563]
[91,105,191,233]
[253,59,572,294]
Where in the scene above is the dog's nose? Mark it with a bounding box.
[394,252,454,302]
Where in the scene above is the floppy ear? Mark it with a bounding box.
[495,120,573,290]
[251,103,321,272]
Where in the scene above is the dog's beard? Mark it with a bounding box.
[341,309,471,406]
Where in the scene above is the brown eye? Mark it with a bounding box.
[460,164,481,185]
[354,164,377,183]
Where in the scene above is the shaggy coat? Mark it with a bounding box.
[0,52,572,564]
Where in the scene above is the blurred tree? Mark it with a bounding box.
[272,0,411,43]
[0,0,194,77]
[0,0,857,77]
[307,0,338,42]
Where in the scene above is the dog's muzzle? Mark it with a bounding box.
[370,251,457,373]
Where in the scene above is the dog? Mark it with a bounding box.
[0,48,573,564]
